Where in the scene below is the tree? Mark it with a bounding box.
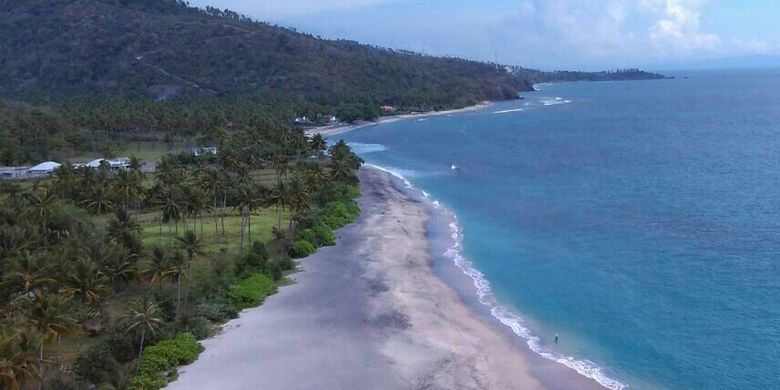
[144,247,173,289]
[81,185,115,215]
[0,330,40,390]
[113,169,143,209]
[24,186,57,233]
[176,231,203,304]
[27,292,79,389]
[2,252,55,296]
[309,133,327,158]
[166,251,188,322]
[287,178,309,234]
[60,259,110,305]
[121,296,163,375]
[107,207,142,255]
[233,185,264,252]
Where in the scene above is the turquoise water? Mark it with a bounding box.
[340,69,780,390]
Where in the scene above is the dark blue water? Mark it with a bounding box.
[340,69,780,390]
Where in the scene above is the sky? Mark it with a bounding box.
[187,0,780,70]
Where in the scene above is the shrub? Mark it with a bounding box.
[187,316,210,340]
[320,200,360,229]
[312,224,336,246]
[296,228,317,246]
[288,239,315,258]
[264,262,283,281]
[275,255,296,272]
[105,331,137,363]
[133,333,204,390]
[195,301,239,322]
[227,273,278,310]
[73,342,121,385]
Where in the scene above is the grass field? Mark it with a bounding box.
[137,207,291,254]
[68,140,186,165]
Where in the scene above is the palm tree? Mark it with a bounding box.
[287,178,310,234]
[309,133,327,158]
[197,167,222,236]
[167,251,188,322]
[330,158,355,183]
[153,185,182,249]
[51,163,76,199]
[81,185,115,215]
[24,186,57,233]
[176,231,203,304]
[107,207,142,254]
[60,259,110,305]
[27,292,78,389]
[0,330,39,390]
[233,185,262,252]
[113,170,143,209]
[269,181,288,230]
[121,296,163,375]
[144,247,173,289]
[2,252,55,296]
[305,164,328,194]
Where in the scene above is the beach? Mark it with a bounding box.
[304,102,492,138]
[167,165,605,389]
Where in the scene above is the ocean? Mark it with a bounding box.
[339,68,780,390]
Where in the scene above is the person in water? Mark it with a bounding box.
[554,334,559,343]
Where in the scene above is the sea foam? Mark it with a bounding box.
[367,163,628,390]
[347,142,388,154]
[494,108,525,114]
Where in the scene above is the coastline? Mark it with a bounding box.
[304,101,492,138]
[165,166,550,389]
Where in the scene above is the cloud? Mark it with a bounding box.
[643,0,719,55]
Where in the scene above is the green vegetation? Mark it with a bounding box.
[132,333,203,390]
[1,0,529,118]
[227,274,278,311]
[0,124,363,389]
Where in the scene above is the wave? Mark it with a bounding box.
[368,163,628,390]
[541,97,572,106]
[347,142,388,154]
[493,108,525,114]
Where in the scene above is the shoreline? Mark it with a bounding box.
[165,166,549,389]
[373,164,613,390]
[304,101,493,138]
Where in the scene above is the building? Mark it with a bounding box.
[28,161,61,176]
[0,166,31,179]
[82,157,131,171]
[190,146,217,157]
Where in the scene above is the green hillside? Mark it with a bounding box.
[0,0,529,107]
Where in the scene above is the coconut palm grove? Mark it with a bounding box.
[0,120,362,389]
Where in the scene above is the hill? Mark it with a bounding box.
[0,0,529,109]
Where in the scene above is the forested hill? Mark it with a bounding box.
[0,0,529,108]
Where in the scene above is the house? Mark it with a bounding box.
[191,146,217,157]
[0,166,31,179]
[85,158,108,169]
[82,157,131,171]
[28,161,61,176]
[109,157,131,170]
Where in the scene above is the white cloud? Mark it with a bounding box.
[644,0,719,55]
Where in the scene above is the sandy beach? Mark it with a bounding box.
[166,166,605,390]
[304,102,492,138]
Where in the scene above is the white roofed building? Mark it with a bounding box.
[28,161,61,176]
